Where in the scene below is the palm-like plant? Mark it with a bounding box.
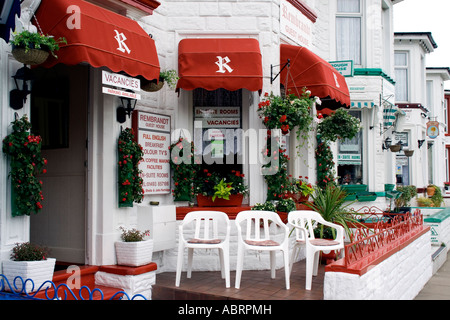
[305,184,361,239]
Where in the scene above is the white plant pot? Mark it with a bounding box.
[115,239,153,267]
[2,258,56,293]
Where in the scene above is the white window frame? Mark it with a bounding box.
[336,0,363,66]
[394,51,409,102]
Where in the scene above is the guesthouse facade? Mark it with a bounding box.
[0,0,428,271]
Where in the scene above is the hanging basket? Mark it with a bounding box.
[141,79,164,92]
[389,144,401,152]
[404,150,414,157]
[12,47,49,65]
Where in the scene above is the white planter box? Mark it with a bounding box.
[137,205,176,252]
[115,239,153,267]
[2,258,56,293]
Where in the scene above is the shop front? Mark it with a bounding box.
[0,0,161,266]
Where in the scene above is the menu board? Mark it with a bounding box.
[133,111,171,194]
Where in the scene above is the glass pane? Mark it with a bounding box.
[337,0,360,13]
[394,52,407,66]
[395,69,408,101]
[336,17,361,64]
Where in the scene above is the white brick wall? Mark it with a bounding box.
[323,230,432,300]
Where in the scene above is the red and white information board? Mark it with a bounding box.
[133,111,171,195]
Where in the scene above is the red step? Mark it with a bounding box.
[34,265,123,300]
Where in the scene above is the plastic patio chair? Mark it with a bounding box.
[234,210,290,290]
[175,210,231,288]
[287,210,345,290]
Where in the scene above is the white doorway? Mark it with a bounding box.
[30,64,88,265]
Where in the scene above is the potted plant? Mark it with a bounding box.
[194,169,248,206]
[427,184,436,197]
[429,185,443,207]
[2,115,46,216]
[2,242,55,293]
[283,176,314,204]
[306,184,361,239]
[115,227,153,267]
[394,185,417,212]
[10,30,66,65]
[416,196,433,207]
[141,69,179,92]
[306,185,362,263]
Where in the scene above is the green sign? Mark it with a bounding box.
[329,60,354,77]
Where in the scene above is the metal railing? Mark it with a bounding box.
[343,209,424,268]
[0,275,147,300]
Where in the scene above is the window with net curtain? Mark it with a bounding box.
[336,0,361,65]
[395,52,408,102]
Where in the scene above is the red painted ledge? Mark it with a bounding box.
[325,226,430,276]
[99,262,158,276]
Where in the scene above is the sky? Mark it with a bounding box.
[394,0,450,70]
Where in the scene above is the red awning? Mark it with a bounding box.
[280,44,350,115]
[34,0,160,81]
[176,38,263,93]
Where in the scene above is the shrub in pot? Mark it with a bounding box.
[2,242,55,293]
[115,227,153,267]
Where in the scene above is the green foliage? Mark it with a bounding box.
[262,142,291,200]
[119,227,150,242]
[11,242,49,261]
[10,30,66,58]
[315,138,335,189]
[429,185,443,207]
[2,115,46,216]
[212,179,233,201]
[416,196,433,207]
[395,185,417,208]
[275,198,296,213]
[258,89,314,139]
[193,168,248,197]
[118,128,144,206]
[306,185,360,239]
[159,69,179,90]
[252,201,277,212]
[169,137,199,201]
[317,109,361,142]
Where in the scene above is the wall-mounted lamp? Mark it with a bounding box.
[382,137,392,151]
[10,66,34,110]
[418,139,426,149]
[116,92,137,123]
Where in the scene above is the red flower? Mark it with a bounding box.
[279,115,287,123]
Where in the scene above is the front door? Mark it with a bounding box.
[30,64,88,265]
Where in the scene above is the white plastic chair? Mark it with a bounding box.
[287,210,345,290]
[234,210,290,290]
[175,210,231,288]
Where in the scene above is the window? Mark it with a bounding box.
[193,88,243,175]
[336,0,362,65]
[395,52,408,102]
[337,110,362,184]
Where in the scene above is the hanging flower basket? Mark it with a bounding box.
[389,144,401,152]
[11,47,49,65]
[141,79,164,92]
[2,115,46,216]
[10,30,66,65]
